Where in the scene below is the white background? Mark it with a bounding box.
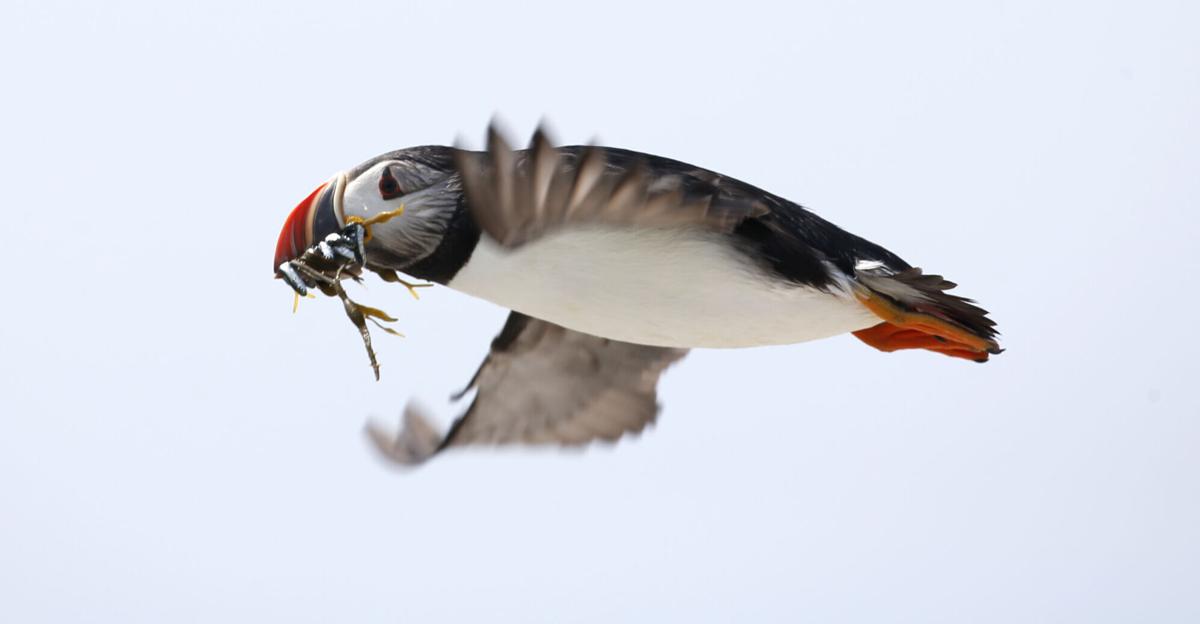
[1,1,1197,621]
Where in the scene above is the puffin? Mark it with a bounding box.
[273,124,1001,466]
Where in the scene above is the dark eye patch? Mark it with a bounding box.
[379,167,404,199]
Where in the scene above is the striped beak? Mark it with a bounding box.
[273,173,347,274]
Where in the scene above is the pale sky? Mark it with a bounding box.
[1,1,1197,622]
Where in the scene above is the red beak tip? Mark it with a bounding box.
[273,182,328,271]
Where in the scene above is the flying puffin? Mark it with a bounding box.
[273,124,1001,466]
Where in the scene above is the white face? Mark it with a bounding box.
[341,161,405,225]
[338,158,460,268]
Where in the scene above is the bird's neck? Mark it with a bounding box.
[399,199,481,285]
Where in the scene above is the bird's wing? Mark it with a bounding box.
[365,312,688,466]
[453,124,769,247]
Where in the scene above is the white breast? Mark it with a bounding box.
[447,226,880,348]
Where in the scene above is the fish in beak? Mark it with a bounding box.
[273,174,347,274]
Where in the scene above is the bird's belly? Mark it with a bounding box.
[446,227,880,348]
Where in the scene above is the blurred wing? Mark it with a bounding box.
[366,312,688,466]
[453,123,769,247]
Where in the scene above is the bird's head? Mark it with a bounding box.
[273,147,460,276]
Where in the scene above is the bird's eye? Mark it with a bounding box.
[379,167,403,200]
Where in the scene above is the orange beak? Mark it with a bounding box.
[273,174,346,274]
[273,182,327,273]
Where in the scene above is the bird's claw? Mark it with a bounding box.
[397,278,433,300]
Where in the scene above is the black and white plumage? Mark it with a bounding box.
[454,127,769,247]
[274,124,1001,466]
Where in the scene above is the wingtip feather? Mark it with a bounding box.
[363,403,445,466]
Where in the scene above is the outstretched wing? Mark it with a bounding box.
[365,312,688,466]
[453,123,769,247]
